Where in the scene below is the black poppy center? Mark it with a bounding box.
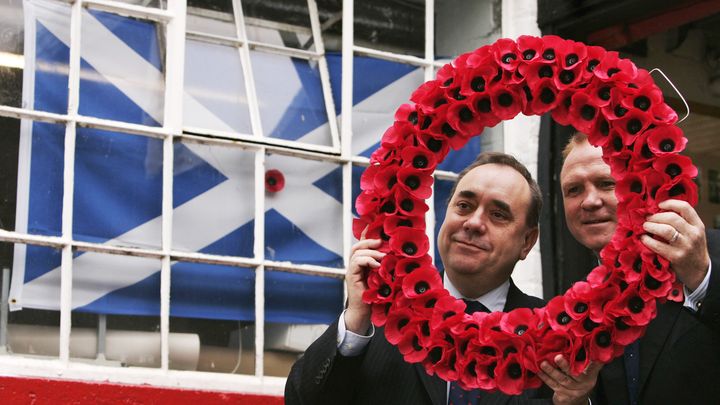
[538,65,553,78]
[614,105,628,118]
[443,78,453,87]
[598,86,611,101]
[427,138,443,152]
[566,54,579,66]
[634,95,651,111]
[381,201,396,213]
[613,136,623,152]
[581,105,596,121]
[402,242,418,255]
[498,92,514,107]
[540,87,556,104]
[514,325,528,336]
[629,296,645,313]
[459,107,473,122]
[660,139,675,152]
[477,98,492,113]
[627,118,642,134]
[645,274,661,290]
[397,219,412,227]
[630,180,642,193]
[471,76,486,92]
[442,123,456,137]
[420,116,432,130]
[400,199,414,212]
[408,111,418,125]
[379,284,391,297]
[413,155,429,169]
[507,363,523,379]
[557,311,571,325]
[523,49,536,60]
[543,49,555,60]
[405,175,420,190]
[387,175,397,190]
[414,281,429,294]
[669,184,686,197]
[574,302,588,314]
[559,70,575,84]
[587,59,600,72]
[429,347,442,363]
[665,163,681,178]
[502,53,517,64]
[583,318,599,332]
[595,331,611,347]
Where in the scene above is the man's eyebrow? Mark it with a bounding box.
[491,199,512,214]
[457,190,476,199]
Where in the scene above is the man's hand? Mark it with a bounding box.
[538,355,601,405]
[641,199,710,291]
[344,238,385,334]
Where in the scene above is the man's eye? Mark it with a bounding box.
[491,211,508,220]
[564,186,580,196]
[600,180,616,189]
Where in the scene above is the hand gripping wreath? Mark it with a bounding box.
[353,35,696,395]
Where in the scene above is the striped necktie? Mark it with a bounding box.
[448,299,490,405]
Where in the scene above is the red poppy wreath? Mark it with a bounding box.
[353,35,696,395]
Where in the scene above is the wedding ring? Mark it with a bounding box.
[669,230,680,244]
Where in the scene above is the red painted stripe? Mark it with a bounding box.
[0,376,284,404]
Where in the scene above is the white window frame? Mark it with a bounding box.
[0,0,464,396]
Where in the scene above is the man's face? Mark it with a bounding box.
[437,164,538,292]
[560,141,618,252]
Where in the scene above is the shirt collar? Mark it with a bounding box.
[443,272,509,313]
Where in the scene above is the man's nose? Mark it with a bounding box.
[580,187,603,210]
[463,210,487,234]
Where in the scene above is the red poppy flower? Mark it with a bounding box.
[356,191,380,216]
[488,84,524,120]
[459,62,498,97]
[651,102,678,125]
[494,38,521,72]
[568,92,600,134]
[395,254,433,277]
[666,280,684,302]
[535,328,573,365]
[550,93,573,126]
[616,171,646,204]
[580,45,607,81]
[417,132,450,163]
[397,167,433,199]
[423,329,459,381]
[585,326,622,363]
[494,352,527,395]
[559,39,587,70]
[526,77,561,115]
[607,285,657,327]
[586,264,614,289]
[456,341,498,391]
[594,51,637,83]
[614,109,651,145]
[401,146,439,174]
[468,92,503,128]
[568,341,591,376]
[611,316,644,346]
[652,154,698,182]
[370,302,393,327]
[436,63,456,88]
[381,120,417,150]
[397,323,430,362]
[363,263,397,304]
[517,35,543,63]
[500,308,538,337]
[447,99,487,137]
[545,296,576,332]
[410,287,450,317]
[265,169,285,193]
[430,295,466,329]
[518,59,558,89]
[394,189,429,217]
[402,265,442,299]
[646,126,687,156]
[654,175,698,206]
[538,35,565,64]
[373,163,401,197]
[620,85,663,117]
[385,306,415,344]
[385,214,426,235]
[389,227,429,258]
[423,104,472,151]
[411,80,446,113]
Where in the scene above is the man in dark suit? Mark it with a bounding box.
[551,133,720,404]
[285,152,598,405]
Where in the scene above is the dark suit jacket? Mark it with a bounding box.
[594,230,720,405]
[285,281,554,405]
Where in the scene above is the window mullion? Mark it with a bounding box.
[58,0,84,365]
[232,0,264,139]
[253,148,266,378]
[424,0,436,264]
[307,0,340,152]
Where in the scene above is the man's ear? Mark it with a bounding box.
[519,226,539,260]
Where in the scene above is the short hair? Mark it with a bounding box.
[562,132,589,160]
[448,152,542,228]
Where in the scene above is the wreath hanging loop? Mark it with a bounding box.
[354,34,695,395]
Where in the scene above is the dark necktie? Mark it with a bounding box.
[448,299,490,405]
[624,340,640,405]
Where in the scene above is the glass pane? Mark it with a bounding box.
[183,39,252,134]
[434,177,454,270]
[186,0,237,38]
[112,0,165,9]
[241,0,314,51]
[264,153,343,268]
[354,0,424,56]
[0,0,24,109]
[172,141,255,257]
[350,56,423,157]
[170,261,255,374]
[73,128,163,249]
[3,118,65,237]
[252,51,332,146]
[5,242,60,359]
[70,252,161,368]
[19,0,71,114]
[79,10,165,126]
[435,0,494,58]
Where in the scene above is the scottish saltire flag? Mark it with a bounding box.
[10,0,480,323]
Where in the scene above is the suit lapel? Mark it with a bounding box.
[414,363,446,405]
[638,301,682,393]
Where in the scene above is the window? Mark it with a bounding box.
[0,0,495,394]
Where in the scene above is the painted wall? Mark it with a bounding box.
[0,376,283,404]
